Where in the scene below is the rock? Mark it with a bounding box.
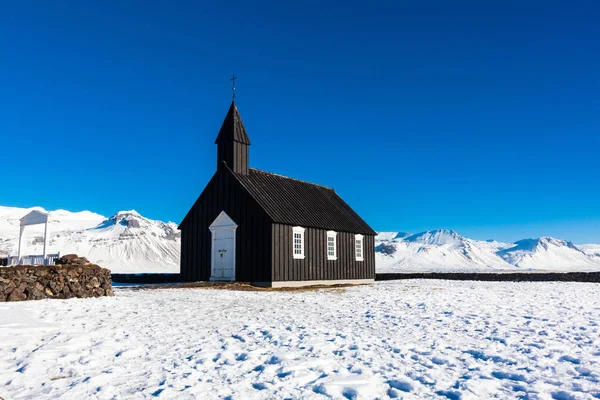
[8,288,26,301]
[3,281,16,294]
[56,254,79,264]
[0,262,113,302]
[26,287,44,300]
[48,280,62,294]
[69,281,82,295]
[55,254,91,266]
[90,277,100,288]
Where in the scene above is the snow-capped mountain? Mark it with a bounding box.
[497,237,600,271]
[376,229,517,272]
[0,206,179,273]
[3,204,600,274]
[579,244,600,258]
[376,230,600,273]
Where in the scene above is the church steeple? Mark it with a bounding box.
[215,101,250,174]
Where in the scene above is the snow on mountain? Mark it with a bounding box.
[376,230,600,272]
[3,204,600,274]
[578,244,600,258]
[376,229,517,273]
[0,206,179,273]
[374,231,411,246]
[497,237,600,271]
[473,239,515,253]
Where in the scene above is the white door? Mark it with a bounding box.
[212,229,235,280]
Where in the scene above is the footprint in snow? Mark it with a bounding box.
[575,366,592,377]
[266,355,281,365]
[551,391,577,400]
[342,387,358,399]
[436,389,461,400]
[558,355,581,364]
[387,379,412,392]
[313,383,327,395]
[231,334,245,343]
[431,357,447,365]
[491,371,528,382]
[277,370,292,378]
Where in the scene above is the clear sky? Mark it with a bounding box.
[1,1,599,243]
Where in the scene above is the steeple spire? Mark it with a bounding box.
[230,73,237,101]
[215,101,250,174]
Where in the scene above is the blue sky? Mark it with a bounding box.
[1,1,599,243]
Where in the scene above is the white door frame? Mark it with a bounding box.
[209,211,238,281]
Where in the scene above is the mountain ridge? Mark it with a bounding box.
[0,206,180,273]
[377,231,600,272]
[2,205,599,273]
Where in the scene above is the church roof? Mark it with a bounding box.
[214,101,251,145]
[231,168,376,235]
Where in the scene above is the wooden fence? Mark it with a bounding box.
[6,253,60,266]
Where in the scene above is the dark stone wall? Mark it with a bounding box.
[376,272,600,283]
[0,264,114,302]
[112,273,181,284]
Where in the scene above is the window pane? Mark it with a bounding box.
[293,231,304,256]
[355,237,363,258]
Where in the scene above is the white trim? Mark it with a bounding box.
[355,234,364,261]
[326,230,337,260]
[254,279,374,288]
[15,210,51,265]
[209,211,237,281]
[292,226,305,259]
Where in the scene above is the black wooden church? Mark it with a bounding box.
[179,101,376,287]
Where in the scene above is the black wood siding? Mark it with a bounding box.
[179,167,271,282]
[271,224,375,282]
[217,141,249,175]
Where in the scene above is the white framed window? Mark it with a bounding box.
[355,234,364,261]
[327,231,337,260]
[292,226,305,259]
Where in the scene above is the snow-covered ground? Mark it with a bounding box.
[1,281,599,399]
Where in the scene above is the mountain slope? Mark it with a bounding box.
[0,206,179,273]
[376,229,518,272]
[579,244,600,258]
[497,237,600,271]
[376,230,600,272]
[3,205,600,274]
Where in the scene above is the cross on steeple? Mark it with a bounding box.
[230,73,237,100]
